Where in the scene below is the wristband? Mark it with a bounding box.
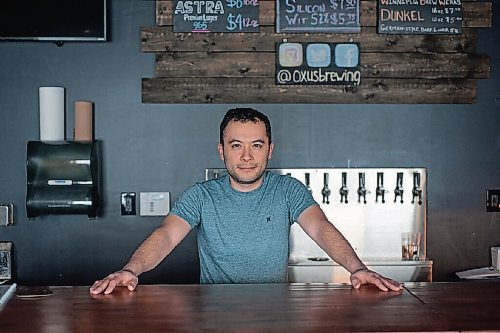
[120,269,137,276]
[351,267,369,275]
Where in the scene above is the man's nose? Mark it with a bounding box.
[241,146,253,161]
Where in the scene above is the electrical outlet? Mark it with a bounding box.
[486,189,500,212]
[121,192,136,215]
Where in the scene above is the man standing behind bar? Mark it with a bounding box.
[90,108,403,294]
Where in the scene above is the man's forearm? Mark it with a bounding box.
[121,227,174,275]
[121,215,191,276]
[315,221,367,273]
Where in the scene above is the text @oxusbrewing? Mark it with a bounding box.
[276,68,361,85]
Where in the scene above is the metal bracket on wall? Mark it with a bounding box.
[0,204,13,226]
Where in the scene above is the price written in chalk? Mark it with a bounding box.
[173,0,259,33]
[226,0,259,8]
[276,0,361,33]
[378,0,462,35]
[226,13,259,31]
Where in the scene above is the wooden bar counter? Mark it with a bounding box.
[1,282,499,332]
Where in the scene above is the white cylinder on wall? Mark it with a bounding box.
[39,86,65,141]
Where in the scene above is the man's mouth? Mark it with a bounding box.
[238,165,257,170]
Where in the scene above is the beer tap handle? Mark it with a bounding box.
[321,173,331,204]
[357,172,368,204]
[412,172,423,205]
[376,172,386,203]
[305,173,312,194]
[394,172,404,204]
[339,172,349,204]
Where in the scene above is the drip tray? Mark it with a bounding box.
[288,259,433,283]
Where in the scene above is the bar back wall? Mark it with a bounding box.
[0,0,499,285]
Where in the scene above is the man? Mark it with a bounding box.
[90,108,402,295]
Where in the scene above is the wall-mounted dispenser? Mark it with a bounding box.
[26,141,101,219]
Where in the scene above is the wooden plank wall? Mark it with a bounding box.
[141,0,491,104]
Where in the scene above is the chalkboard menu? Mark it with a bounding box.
[173,0,259,33]
[378,0,462,35]
[275,42,361,86]
[276,0,360,33]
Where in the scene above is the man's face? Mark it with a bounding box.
[218,119,274,192]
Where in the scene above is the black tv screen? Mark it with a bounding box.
[0,0,107,42]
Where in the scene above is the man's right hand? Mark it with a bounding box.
[89,270,138,295]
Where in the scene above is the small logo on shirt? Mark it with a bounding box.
[266,216,272,223]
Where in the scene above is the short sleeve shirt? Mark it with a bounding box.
[170,171,317,283]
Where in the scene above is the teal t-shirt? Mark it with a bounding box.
[170,171,317,284]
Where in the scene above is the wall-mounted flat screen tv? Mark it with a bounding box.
[0,0,107,43]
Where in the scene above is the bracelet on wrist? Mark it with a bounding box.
[350,267,369,275]
[120,269,137,276]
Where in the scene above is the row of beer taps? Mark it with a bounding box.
[302,172,423,205]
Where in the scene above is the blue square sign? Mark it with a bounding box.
[306,44,331,67]
[334,44,359,68]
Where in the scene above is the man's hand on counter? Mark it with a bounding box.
[350,268,404,292]
[89,270,138,295]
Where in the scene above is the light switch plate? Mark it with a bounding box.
[140,192,170,216]
[486,189,500,212]
[120,192,136,215]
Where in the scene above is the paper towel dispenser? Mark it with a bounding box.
[26,141,101,219]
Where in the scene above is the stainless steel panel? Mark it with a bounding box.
[206,167,430,282]
[207,168,427,261]
[288,260,433,283]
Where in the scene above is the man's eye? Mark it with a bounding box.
[231,144,241,149]
[253,144,263,149]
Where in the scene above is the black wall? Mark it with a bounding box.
[0,0,498,285]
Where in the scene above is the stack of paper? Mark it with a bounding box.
[0,283,17,309]
[456,267,500,279]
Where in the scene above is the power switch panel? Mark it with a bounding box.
[140,192,170,216]
[121,192,136,215]
[486,189,500,212]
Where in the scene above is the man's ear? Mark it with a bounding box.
[268,143,274,160]
[217,143,224,161]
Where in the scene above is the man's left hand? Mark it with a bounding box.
[350,268,404,292]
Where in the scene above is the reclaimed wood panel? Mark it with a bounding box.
[141,26,478,53]
[142,0,491,104]
[142,77,476,104]
[156,0,492,28]
[155,52,490,79]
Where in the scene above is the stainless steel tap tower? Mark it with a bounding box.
[206,167,432,283]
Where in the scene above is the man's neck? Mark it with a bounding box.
[229,175,265,193]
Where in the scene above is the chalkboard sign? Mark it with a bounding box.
[275,42,361,86]
[276,0,360,33]
[173,0,259,33]
[378,0,462,35]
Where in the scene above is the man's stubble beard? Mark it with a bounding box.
[224,160,268,185]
